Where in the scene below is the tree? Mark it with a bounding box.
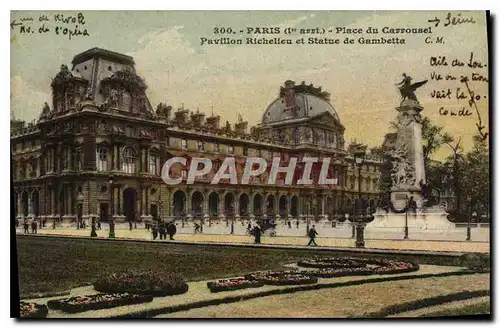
[421,117,453,172]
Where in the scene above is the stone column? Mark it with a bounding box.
[113,186,119,218]
[27,192,34,218]
[248,193,255,222]
[186,190,192,220]
[119,186,123,215]
[50,188,56,217]
[287,195,293,219]
[218,193,225,220]
[274,193,280,220]
[16,192,23,219]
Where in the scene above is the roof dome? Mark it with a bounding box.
[261,81,341,125]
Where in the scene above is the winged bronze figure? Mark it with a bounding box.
[396,73,428,102]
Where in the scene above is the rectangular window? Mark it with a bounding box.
[76,149,83,171]
[213,143,219,153]
[198,141,204,151]
[149,154,158,175]
[181,139,187,150]
[243,146,248,156]
[97,148,108,171]
[228,145,234,154]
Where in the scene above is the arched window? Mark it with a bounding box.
[121,91,132,111]
[96,147,108,171]
[122,147,136,174]
[149,151,158,175]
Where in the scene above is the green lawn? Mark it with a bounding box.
[15,235,461,297]
[15,235,342,295]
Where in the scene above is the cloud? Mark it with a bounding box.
[10,76,51,121]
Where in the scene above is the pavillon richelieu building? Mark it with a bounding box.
[11,48,383,227]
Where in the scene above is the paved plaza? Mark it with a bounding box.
[17,221,490,254]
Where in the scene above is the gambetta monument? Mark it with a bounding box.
[368,74,454,231]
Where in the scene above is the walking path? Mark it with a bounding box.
[20,227,490,253]
[160,272,489,318]
[24,264,465,318]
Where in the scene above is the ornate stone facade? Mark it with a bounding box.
[11,48,383,227]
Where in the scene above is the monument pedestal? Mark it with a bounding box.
[368,206,453,231]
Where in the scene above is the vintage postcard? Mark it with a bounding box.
[11,10,490,319]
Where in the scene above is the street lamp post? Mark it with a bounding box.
[353,145,366,241]
[404,196,409,239]
[467,210,476,241]
[108,178,115,239]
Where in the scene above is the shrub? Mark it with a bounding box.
[93,270,188,297]
[459,253,490,272]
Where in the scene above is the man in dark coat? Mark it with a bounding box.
[158,222,166,240]
[253,225,262,244]
[151,224,158,240]
[167,222,177,240]
[307,225,318,246]
[23,220,29,234]
[31,219,38,234]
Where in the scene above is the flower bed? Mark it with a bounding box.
[245,270,318,286]
[93,270,188,297]
[46,293,153,313]
[297,257,367,269]
[207,278,265,293]
[299,257,419,278]
[20,302,48,318]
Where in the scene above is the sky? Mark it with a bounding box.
[10,10,489,160]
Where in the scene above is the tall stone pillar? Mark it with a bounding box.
[118,186,123,215]
[113,186,119,217]
[27,192,34,218]
[390,99,427,209]
[17,193,23,219]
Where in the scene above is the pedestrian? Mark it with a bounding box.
[159,222,166,240]
[31,219,38,234]
[194,222,201,234]
[288,221,292,228]
[129,220,133,231]
[167,222,177,240]
[296,220,299,229]
[253,224,262,244]
[152,224,158,240]
[23,220,29,234]
[307,225,318,246]
[97,220,102,230]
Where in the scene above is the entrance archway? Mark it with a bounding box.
[279,195,287,216]
[224,193,235,218]
[253,194,262,216]
[208,192,219,217]
[239,193,249,216]
[191,191,204,219]
[266,195,275,216]
[123,188,138,223]
[291,195,299,217]
[172,190,186,218]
